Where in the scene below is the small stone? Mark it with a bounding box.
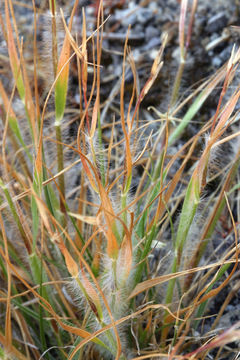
[74,93,80,104]
[206,12,228,33]
[149,49,160,60]
[219,45,233,62]
[132,49,141,62]
[172,47,181,61]
[145,26,160,41]
[137,9,154,25]
[144,37,161,51]
[133,24,143,34]
[115,8,137,27]
[212,56,222,67]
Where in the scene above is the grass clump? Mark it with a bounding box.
[0,0,240,359]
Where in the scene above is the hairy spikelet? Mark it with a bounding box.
[39,10,65,89]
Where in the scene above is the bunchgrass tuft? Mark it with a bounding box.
[0,0,240,359]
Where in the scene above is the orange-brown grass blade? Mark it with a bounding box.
[81,8,90,132]
[88,7,103,136]
[54,1,79,221]
[128,259,236,300]
[118,212,134,282]
[14,311,40,360]
[164,233,239,345]
[58,240,103,321]
[58,242,79,278]
[68,303,183,360]
[165,74,240,310]
[169,62,230,145]
[0,11,7,41]
[79,264,103,321]
[120,27,132,191]
[0,246,108,349]
[0,80,17,131]
[55,0,78,123]
[59,7,110,65]
[78,151,99,193]
[0,332,28,360]
[185,147,240,289]
[77,148,119,257]
[90,92,99,139]
[210,46,240,135]
[32,186,121,349]
[5,0,37,145]
[0,79,31,165]
[185,321,240,358]
[98,182,120,258]
[131,33,167,127]
[4,0,24,100]
[185,0,198,52]
[20,43,37,148]
[25,193,110,350]
[213,87,240,137]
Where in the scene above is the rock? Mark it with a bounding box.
[114,7,138,27]
[145,26,160,41]
[143,37,162,51]
[136,8,154,25]
[212,56,222,67]
[206,12,228,33]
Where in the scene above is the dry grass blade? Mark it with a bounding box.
[128,259,236,299]
[185,322,240,358]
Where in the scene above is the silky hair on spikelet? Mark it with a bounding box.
[40,10,65,89]
[66,263,132,359]
[95,310,133,360]
[0,201,30,268]
[98,267,134,359]
[101,253,135,306]
[95,240,136,357]
[68,271,96,318]
[83,131,107,193]
[204,132,223,181]
[180,130,239,279]
[85,131,106,169]
[179,132,222,268]
[84,130,136,233]
[181,201,209,271]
